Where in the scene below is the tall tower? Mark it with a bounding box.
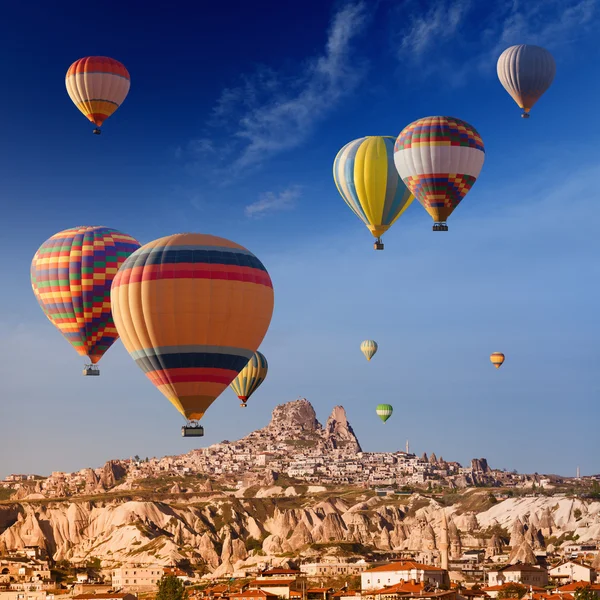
[406,440,410,454]
[440,511,449,571]
[576,466,580,479]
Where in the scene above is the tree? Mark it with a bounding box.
[574,585,597,600]
[497,584,527,599]
[156,575,186,600]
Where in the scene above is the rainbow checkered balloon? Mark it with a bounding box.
[31,226,140,366]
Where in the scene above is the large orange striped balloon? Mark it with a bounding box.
[65,57,130,132]
[110,233,275,422]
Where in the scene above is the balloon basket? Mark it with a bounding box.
[93,128,102,135]
[374,239,384,250]
[182,421,204,437]
[83,365,100,376]
[433,223,448,232]
[521,113,530,119]
[240,403,247,408]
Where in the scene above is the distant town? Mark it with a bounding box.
[1,401,599,600]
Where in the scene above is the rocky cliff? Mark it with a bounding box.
[1,491,599,574]
[243,399,362,453]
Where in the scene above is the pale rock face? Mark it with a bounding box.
[323,406,362,453]
[313,513,347,543]
[199,533,220,569]
[285,521,313,551]
[486,534,504,557]
[508,539,537,565]
[1,487,599,574]
[262,534,284,555]
[269,399,320,432]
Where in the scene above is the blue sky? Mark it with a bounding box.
[1,0,599,479]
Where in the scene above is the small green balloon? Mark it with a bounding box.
[376,403,393,423]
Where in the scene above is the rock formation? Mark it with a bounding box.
[323,406,362,452]
[509,540,537,565]
[471,458,489,473]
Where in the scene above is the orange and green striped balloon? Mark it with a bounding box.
[230,351,268,407]
[65,56,130,132]
[31,226,141,367]
[490,352,505,369]
[110,233,275,423]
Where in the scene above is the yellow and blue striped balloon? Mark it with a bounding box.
[361,340,378,361]
[333,136,414,249]
[230,351,268,407]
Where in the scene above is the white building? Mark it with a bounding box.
[111,566,164,592]
[361,561,449,591]
[301,560,370,577]
[487,564,548,587]
[550,561,597,584]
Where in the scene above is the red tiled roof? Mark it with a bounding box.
[499,564,546,573]
[550,561,593,571]
[367,561,444,573]
[262,569,301,575]
[74,596,132,600]
[481,585,546,593]
[230,592,279,599]
[369,582,426,595]
[251,580,294,587]
[557,584,600,592]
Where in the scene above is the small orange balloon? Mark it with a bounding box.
[490,352,505,369]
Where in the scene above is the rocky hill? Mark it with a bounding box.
[243,398,362,453]
[1,490,600,575]
[2,398,599,575]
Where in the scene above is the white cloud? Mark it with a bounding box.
[395,0,597,79]
[187,2,369,172]
[245,186,302,218]
[497,0,595,48]
[398,0,472,60]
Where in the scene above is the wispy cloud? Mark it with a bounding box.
[184,2,369,174]
[398,0,472,60]
[245,185,302,218]
[395,0,598,80]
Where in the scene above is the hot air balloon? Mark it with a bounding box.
[497,45,556,118]
[490,352,505,369]
[31,226,141,375]
[394,116,485,231]
[376,404,393,423]
[361,340,378,361]
[333,136,414,250]
[66,57,130,134]
[230,351,268,407]
[110,233,275,437]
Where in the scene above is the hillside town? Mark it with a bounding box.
[1,401,599,600]
[1,401,589,501]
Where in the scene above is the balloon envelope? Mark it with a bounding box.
[333,136,414,240]
[490,352,505,369]
[31,226,141,364]
[230,351,268,405]
[110,233,275,422]
[361,340,378,361]
[66,57,130,128]
[376,404,393,423]
[394,116,485,226]
[497,45,556,117]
